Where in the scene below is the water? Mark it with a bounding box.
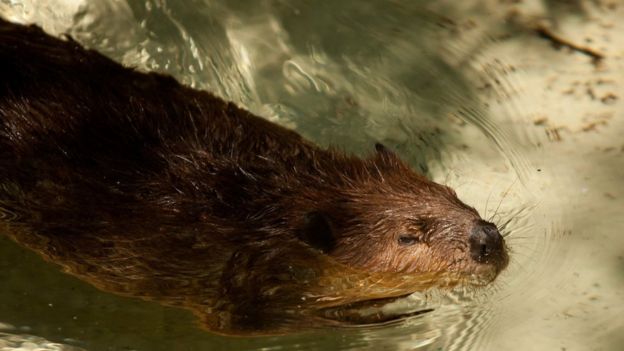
[0,0,623,350]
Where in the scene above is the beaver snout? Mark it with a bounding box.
[469,220,507,267]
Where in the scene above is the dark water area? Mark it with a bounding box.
[1,0,623,350]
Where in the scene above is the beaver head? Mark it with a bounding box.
[296,144,508,283]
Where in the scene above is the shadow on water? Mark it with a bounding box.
[65,0,510,174]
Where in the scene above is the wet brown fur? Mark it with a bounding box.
[0,19,507,334]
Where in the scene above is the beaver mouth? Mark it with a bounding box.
[314,264,503,327]
[464,264,503,286]
[446,253,509,285]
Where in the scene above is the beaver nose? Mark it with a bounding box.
[469,221,505,263]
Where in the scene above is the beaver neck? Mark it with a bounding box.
[158,138,383,231]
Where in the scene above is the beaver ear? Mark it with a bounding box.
[298,211,336,254]
[375,143,389,154]
[374,143,400,164]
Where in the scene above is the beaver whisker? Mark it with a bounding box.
[505,248,534,264]
[483,183,496,220]
[502,234,535,246]
[496,203,537,235]
[487,177,519,223]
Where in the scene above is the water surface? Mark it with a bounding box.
[1,0,623,350]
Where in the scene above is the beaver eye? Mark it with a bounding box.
[398,235,420,246]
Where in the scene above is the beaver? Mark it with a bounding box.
[0,18,508,335]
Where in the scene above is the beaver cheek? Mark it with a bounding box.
[450,247,469,269]
[398,245,432,273]
[410,244,457,273]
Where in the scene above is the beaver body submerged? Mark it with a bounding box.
[0,19,508,334]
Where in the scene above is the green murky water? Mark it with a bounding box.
[0,1,623,350]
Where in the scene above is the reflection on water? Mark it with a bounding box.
[0,331,85,351]
[0,0,623,350]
